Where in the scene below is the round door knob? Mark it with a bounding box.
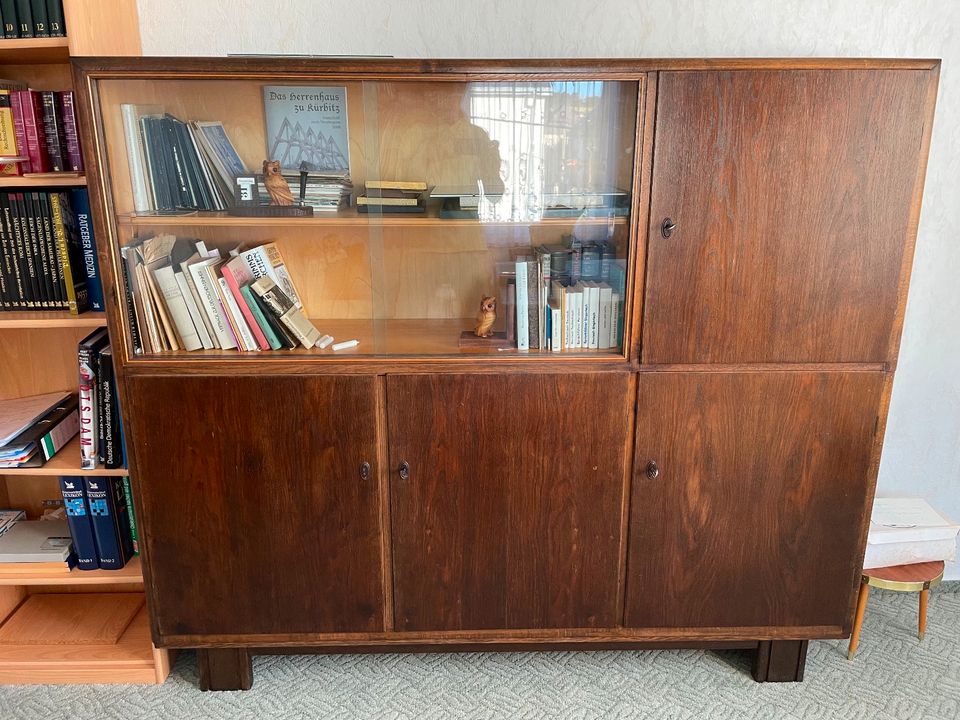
[646,460,660,480]
[398,461,410,481]
[661,218,677,239]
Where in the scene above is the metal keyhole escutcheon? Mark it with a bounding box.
[398,461,410,481]
[646,460,660,480]
[661,218,677,238]
[359,462,371,481]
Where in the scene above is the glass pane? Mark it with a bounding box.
[93,74,637,360]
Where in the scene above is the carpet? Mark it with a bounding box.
[1,583,957,719]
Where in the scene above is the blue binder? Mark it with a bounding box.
[84,477,133,569]
[58,476,99,570]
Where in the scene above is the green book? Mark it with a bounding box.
[240,284,282,350]
[122,476,139,555]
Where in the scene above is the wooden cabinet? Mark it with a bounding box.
[73,57,938,688]
[643,70,933,364]
[124,375,384,637]
[625,371,884,629]
[387,374,633,631]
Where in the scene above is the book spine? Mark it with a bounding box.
[14,0,32,37]
[30,191,57,308]
[20,191,43,306]
[59,477,99,570]
[45,0,64,36]
[29,0,47,36]
[39,407,78,460]
[515,261,529,350]
[241,243,303,308]
[611,292,621,349]
[58,91,84,172]
[9,193,34,307]
[505,279,516,343]
[49,192,83,313]
[18,91,50,173]
[0,194,23,308]
[526,261,539,350]
[248,289,297,349]
[77,342,98,469]
[69,189,103,310]
[122,477,139,555]
[0,91,17,157]
[217,276,258,350]
[550,303,562,353]
[588,284,600,350]
[119,246,145,353]
[40,91,66,171]
[0,193,12,309]
[100,349,122,468]
[240,283,282,350]
[83,477,132,570]
[250,277,319,348]
[1,0,18,38]
[221,264,270,350]
[8,92,28,173]
[180,266,217,348]
[174,270,213,349]
[153,265,202,351]
[189,263,236,350]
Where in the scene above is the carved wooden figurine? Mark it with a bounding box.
[262,160,295,205]
[474,295,497,337]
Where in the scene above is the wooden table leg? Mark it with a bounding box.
[197,648,253,691]
[919,588,929,641]
[848,582,870,660]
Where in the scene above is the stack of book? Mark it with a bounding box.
[121,235,321,353]
[1,1,66,39]
[120,106,248,213]
[0,519,76,574]
[509,236,627,352]
[77,328,124,470]
[0,188,103,313]
[59,476,138,570]
[0,510,25,537]
[356,180,428,214]
[259,170,352,211]
[0,391,78,468]
[1,84,84,176]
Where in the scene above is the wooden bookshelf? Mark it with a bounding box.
[0,174,86,188]
[0,37,70,64]
[0,436,127,476]
[0,557,142,586]
[0,0,161,687]
[0,311,105,329]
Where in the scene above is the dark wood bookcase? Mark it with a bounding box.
[72,56,938,690]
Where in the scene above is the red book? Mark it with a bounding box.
[8,92,29,174]
[58,91,84,172]
[221,258,270,350]
[16,91,51,174]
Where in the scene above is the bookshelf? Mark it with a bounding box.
[0,0,169,686]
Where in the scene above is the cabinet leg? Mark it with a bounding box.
[752,640,808,682]
[848,582,870,659]
[197,648,253,691]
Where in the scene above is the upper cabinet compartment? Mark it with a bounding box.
[85,68,641,361]
[643,69,935,364]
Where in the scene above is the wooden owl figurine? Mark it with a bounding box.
[474,295,497,337]
[262,160,295,205]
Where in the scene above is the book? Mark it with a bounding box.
[526,261,539,350]
[586,282,601,350]
[247,287,297,349]
[1,0,18,38]
[29,0,47,36]
[49,191,89,314]
[0,392,78,463]
[365,180,428,191]
[14,90,49,173]
[13,0,32,38]
[250,276,320,348]
[239,283,282,350]
[0,510,24,537]
[0,390,69,445]
[549,300,562,353]
[70,189,103,311]
[152,264,203,351]
[238,242,304,309]
[187,256,237,350]
[515,260,529,351]
[45,0,64,36]
[120,104,161,213]
[40,90,66,171]
[99,346,122,469]
[7,91,28,173]
[221,255,270,350]
[0,519,74,564]
[263,85,350,173]
[0,90,16,158]
[77,327,109,470]
[122,477,139,555]
[217,275,257,351]
[58,91,83,171]
[59,477,99,570]
[174,268,213,349]
[84,477,133,570]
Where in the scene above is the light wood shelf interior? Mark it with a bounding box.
[0,174,86,188]
[0,435,127,477]
[0,37,70,64]
[0,557,143,586]
[0,311,105,329]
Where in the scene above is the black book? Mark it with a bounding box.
[13,193,42,308]
[27,192,53,309]
[249,290,298,349]
[1,0,18,38]
[0,192,11,310]
[13,0,31,37]
[161,116,191,208]
[118,249,143,354]
[45,0,63,36]
[49,191,89,314]
[40,91,67,172]
[37,192,65,308]
[29,0,46,36]
[141,116,174,211]
[98,347,123,468]
[2,193,27,309]
[172,119,212,210]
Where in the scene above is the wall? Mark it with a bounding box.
[136,0,960,579]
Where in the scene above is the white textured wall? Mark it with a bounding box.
[137,0,960,579]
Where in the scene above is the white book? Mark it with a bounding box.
[569,284,583,349]
[598,284,613,349]
[609,292,620,349]
[549,301,562,353]
[152,265,203,351]
[174,270,213,349]
[239,243,304,309]
[587,282,601,349]
[218,277,258,351]
[182,256,220,348]
[120,104,159,214]
[188,259,237,350]
[515,261,529,351]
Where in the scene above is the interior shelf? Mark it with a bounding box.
[0,174,86,188]
[0,557,142,586]
[0,311,105,329]
[0,436,127,477]
[0,37,70,64]
[116,209,629,228]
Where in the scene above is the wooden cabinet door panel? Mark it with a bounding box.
[625,371,883,629]
[388,373,633,632]
[126,374,383,637]
[644,69,933,363]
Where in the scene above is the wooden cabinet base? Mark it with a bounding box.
[752,640,809,682]
[198,648,253,691]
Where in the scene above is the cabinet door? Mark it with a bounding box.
[388,373,633,631]
[644,69,933,363]
[625,371,883,629]
[126,374,383,637]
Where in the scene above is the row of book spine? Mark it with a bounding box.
[59,476,137,571]
[0,188,102,312]
[78,328,124,470]
[1,89,84,174]
[0,0,65,39]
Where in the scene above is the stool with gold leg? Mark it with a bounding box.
[847,560,945,660]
